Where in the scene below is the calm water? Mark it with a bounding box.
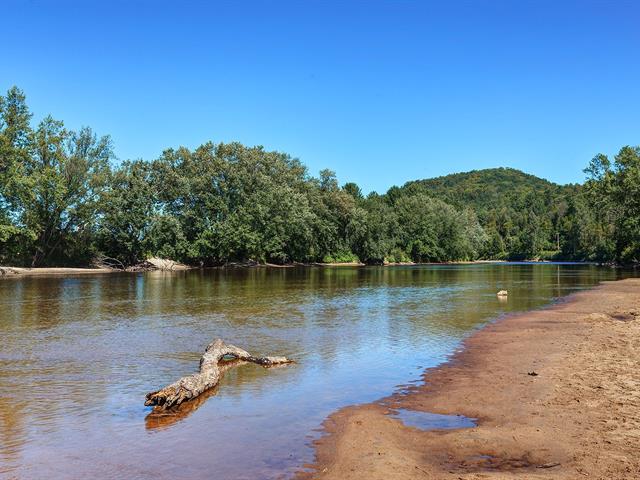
[0,264,633,479]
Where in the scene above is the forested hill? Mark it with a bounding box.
[380,167,585,261]
[1,86,638,267]
[390,167,576,221]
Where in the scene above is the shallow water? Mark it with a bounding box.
[389,409,476,430]
[0,264,634,479]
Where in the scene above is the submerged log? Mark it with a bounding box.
[145,338,293,409]
[146,359,246,429]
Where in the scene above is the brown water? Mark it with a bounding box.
[0,264,634,479]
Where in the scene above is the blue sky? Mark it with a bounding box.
[2,0,639,193]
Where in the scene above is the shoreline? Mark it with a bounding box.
[0,260,611,277]
[297,278,640,479]
[0,258,192,276]
[0,266,115,276]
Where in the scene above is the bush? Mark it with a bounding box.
[322,251,360,263]
[538,250,562,261]
[386,248,412,263]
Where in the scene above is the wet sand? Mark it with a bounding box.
[299,278,640,480]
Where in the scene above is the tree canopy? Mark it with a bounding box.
[584,146,640,263]
[0,86,636,267]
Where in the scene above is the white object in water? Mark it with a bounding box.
[496,290,508,297]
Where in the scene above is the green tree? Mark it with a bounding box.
[349,194,397,263]
[584,146,640,263]
[3,85,632,268]
[342,182,363,201]
[2,103,112,266]
[97,160,157,265]
[0,87,32,262]
[154,142,318,264]
[394,194,486,262]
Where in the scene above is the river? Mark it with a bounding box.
[0,263,633,479]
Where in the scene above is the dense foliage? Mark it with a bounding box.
[583,147,640,264]
[392,168,583,260]
[0,87,637,266]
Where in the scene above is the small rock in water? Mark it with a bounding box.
[497,290,508,297]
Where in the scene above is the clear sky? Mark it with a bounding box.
[2,0,639,193]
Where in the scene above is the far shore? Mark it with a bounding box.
[0,266,115,276]
[1,259,612,277]
[297,278,640,479]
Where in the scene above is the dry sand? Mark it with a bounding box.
[0,266,113,276]
[298,278,640,480]
[0,258,191,276]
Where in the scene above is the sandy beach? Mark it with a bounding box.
[0,258,192,276]
[0,266,114,276]
[298,278,640,480]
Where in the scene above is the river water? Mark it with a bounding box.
[0,264,633,479]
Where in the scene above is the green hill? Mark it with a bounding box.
[386,168,583,260]
[390,167,577,221]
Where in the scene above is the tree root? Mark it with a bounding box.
[145,339,293,409]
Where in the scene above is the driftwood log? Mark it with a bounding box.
[145,359,247,429]
[145,338,293,409]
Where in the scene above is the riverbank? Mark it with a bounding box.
[0,266,114,276]
[1,259,610,277]
[298,278,640,479]
[0,258,192,276]
[0,261,477,275]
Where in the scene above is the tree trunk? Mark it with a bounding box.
[145,338,293,410]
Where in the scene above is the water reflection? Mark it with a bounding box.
[145,360,247,430]
[0,264,634,479]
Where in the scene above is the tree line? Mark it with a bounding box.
[1,86,638,267]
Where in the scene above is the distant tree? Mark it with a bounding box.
[394,194,486,262]
[153,142,318,264]
[0,86,32,262]
[349,194,397,263]
[342,182,363,201]
[0,89,112,266]
[307,173,360,262]
[319,169,339,191]
[1,85,632,267]
[96,160,157,265]
[584,146,640,263]
[0,86,32,170]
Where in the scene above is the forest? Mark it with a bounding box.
[1,86,639,267]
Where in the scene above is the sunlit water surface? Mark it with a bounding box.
[0,264,635,479]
